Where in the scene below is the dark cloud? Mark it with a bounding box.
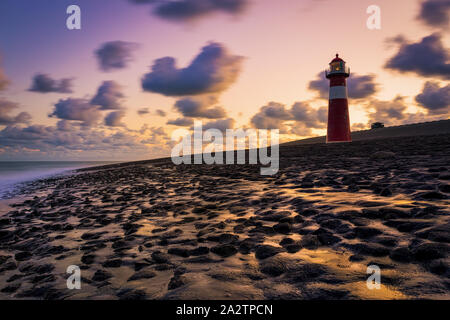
[174,96,227,119]
[95,41,138,72]
[415,81,450,114]
[417,0,450,28]
[202,118,235,132]
[250,101,327,136]
[366,96,408,126]
[0,99,32,125]
[105,111,126,127]
[137,107,167,117]
[291,102,327,128]
[137,107,150,115]
[50,98,101,126]
[308,73,378,99]
[28,74,73,93]
[167,117,194,126]
[156,109,167,117]
[91,81,125,110]
[142,42,244,96]
[385,33,450,79]
[129,0,248,22]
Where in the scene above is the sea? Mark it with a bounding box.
[0,161,118,199]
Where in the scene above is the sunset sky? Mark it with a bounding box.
[0,0,449,160]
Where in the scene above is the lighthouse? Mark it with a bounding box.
[325,54,351,143]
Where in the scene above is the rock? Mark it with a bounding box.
[127,270,156,281]
[438,184,450,193]
[0,230,15,241]
[81,232,105,240]
[286,263,327,282]
[313,228,341,245]
[345,243,389,257]
[374,236,398,247]
[81,254,95,265]
[211,244,238,258]
[389,247,412,262]
[299,235,320,249]
[349,255,365,262]
[428,260,448,276]
[259,257,290,276]
[255,245,283,260]
[102,259,122,268]
[285,243,302,253]
[1,283,21,293]
[189,246,209,256]
[92,269,112,282]
[168,275,186,290]
[14,251,32,261]
[354,227,382,239]
[416,224,450,243]
[380,188,392,197]
[168,247,190,257]
[134,261,151,271]
[419,191,446,200]
[412,243,448,261]
[0,255,11,266]
[0,218,10,227]
[280,238,295,246]
[273,222,292,234]
[151,251,170,264]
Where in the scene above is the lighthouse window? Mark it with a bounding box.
[331,62,340,71]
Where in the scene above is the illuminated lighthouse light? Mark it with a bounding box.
[325,54,352,143]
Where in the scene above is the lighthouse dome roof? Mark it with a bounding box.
[330,54,345,63]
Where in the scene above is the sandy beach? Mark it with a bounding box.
[0,133,449,300]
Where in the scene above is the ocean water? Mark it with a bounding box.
[0,161,117,198]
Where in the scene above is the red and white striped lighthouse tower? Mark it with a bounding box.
[325,54,351,143]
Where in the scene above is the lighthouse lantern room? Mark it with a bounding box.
[325,54,352,143]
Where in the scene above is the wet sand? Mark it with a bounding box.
[0,133,449,300]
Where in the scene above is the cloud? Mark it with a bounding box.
[105,110,126,127]
[308,73,378,99]
[167,117,194,126]
[137,107,167,117]
[385,33,450,79]
[28,74,73,93]
[250,101,327,136]
[156,109,167,117]
[174,96,227,119]
[0,123,158,160]
[291,102,327,128]
[415,81,450,114]
[129,0,249,22]
[90,81,125,110]
[0,99,32,125]
[50,98,101,126]
[202,118,235,131]
[95,41,138,72]
[137,107,150,115]
[142,42,244,96]
[417,0,450,28]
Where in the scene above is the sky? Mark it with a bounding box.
[0,0,449,161]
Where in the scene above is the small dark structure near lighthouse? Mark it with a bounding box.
[325,54,352,143]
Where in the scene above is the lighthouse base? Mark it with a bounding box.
[326,98,352,143]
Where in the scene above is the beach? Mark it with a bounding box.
[0,133,449,300]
